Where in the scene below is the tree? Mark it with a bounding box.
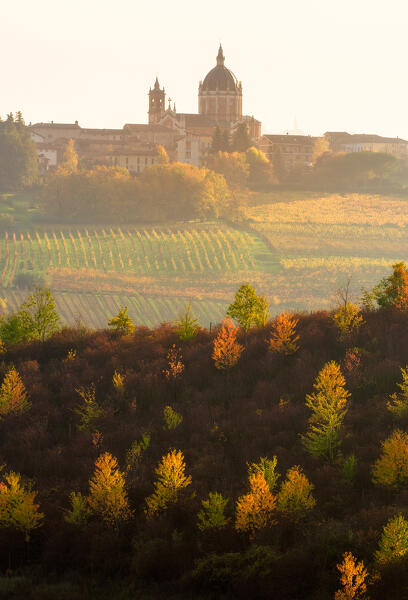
[247,456,280,493]
[235,472,276,535]
[245,146,275,189]
[372,429,408,488]
[375,514,408,565]
[211,125,230,153]
[61,139,78,173]
[175,303,198,341]
[387,366,408,418]
[197,492,230,531]
[0,114,38,191]
[212,318,243,370]
[276,466,316,520]
[334,552,368,600]
[75,383,104,432]
[268,312,300,355]
[366,262,408,310]
[163,344,185,381]
[108,306,135,335]
[0,367,30,417]
[226,283,269,331]
[231,123,251,152]
[155,144,170,164]
[302,361,350,463]
[18,286,60,342]
[64,492,90,526]
[206,151,249,188]
[163,405,183,430]
[0,471,44,542]
[332,302,363,340]
[145,449,192,518]
[88,452,131,527]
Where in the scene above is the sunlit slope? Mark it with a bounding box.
[246,193,408,311]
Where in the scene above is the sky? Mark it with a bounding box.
[2,0,408,138]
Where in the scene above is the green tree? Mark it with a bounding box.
[18,286,61,342]
[226,283,269,331]
[387,366,408,418]
[372,429,408,488]
[375,514,408,565]
[163,405,183,430]
[0,114,38,191]
[61,139,78,173]
[366,262,408,310]
[231,123,252,152]
[0,367,30,417]
[175,303,198,340]
[108,306,135,335]
[75,383,104,432]
[0,313,30,345]
[197,492,230,531]
[64,492,90,526]
[301,361,350,463]
[211,125,230,153]
[0,471,44,541]
[276,466,316,520]
[332,302,364,340]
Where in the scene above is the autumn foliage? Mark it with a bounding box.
[235,472,276,535]
[268,311,300,355]
[212,318,243,370]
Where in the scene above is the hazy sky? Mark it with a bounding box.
[2,0,408,138]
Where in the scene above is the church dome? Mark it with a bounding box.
[201,45,239,92]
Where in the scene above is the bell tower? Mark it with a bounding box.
[148,77,165,124]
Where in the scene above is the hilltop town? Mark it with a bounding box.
[29,45,408,176]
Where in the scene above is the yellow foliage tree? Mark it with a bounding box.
[334,552,368,600]
[375,514,408,565]
[61,138,78,173]
[235,472,276,535]
[332,302,363,340]
[0,471,43,541]
[277,466,316,520]
[212,318,244,370]
[145,449,192,518]
[372,429,408,488]
[88,452,131,527]
[268,312,300,355]
[0,367,30,417]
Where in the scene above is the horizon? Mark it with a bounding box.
[2,0,408,139]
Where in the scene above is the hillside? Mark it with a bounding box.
[1,308,408,598]
[1,191,408,326]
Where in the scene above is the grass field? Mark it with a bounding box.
[2,191,408,326]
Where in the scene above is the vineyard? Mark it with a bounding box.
[3,289,226,329]
[0,223,277,327]
[0,224,277,288]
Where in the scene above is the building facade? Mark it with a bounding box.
[260,134,316,173]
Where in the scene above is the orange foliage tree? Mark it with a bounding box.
[0,367,30,417]
[212,318,244,370]
[163,344,185,381]
[334,552,368,600]
[235,472,276,536]
[268,312,300,355]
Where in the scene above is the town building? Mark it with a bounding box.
[259,134,316,173]
[325,132,408,162]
